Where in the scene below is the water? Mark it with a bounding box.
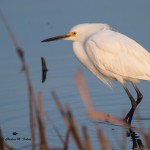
[0,0,150,149]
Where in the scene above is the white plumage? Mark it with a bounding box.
[70,24,150,86]
[42,23,150,124]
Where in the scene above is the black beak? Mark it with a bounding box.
[41,34,70,42]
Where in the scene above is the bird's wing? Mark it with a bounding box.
[85,29,150,81]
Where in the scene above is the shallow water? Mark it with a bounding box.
[1,0,150,149]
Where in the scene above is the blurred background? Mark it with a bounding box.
[1,0,150,149]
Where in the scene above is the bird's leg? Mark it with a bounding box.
[131,82,143,106]
[122,84,137,124]
[123,83,143,124]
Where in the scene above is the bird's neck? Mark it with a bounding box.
[72,42,89,67]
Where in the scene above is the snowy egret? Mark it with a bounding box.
[41,23,150,124]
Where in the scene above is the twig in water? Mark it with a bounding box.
[41,57,48,83]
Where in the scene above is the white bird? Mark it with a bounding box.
[41,23,150,124]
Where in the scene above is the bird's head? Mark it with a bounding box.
[41,23,110,43]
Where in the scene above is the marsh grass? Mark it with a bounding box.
[1,10,150,150]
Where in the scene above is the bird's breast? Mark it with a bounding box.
[72,42,112,87]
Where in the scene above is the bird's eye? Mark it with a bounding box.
[72,32,76,35]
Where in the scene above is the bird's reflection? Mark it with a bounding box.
[127,128,144,150]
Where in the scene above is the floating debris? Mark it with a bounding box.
[41,57,48,83]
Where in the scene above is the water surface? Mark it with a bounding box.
[0,0,150,149]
